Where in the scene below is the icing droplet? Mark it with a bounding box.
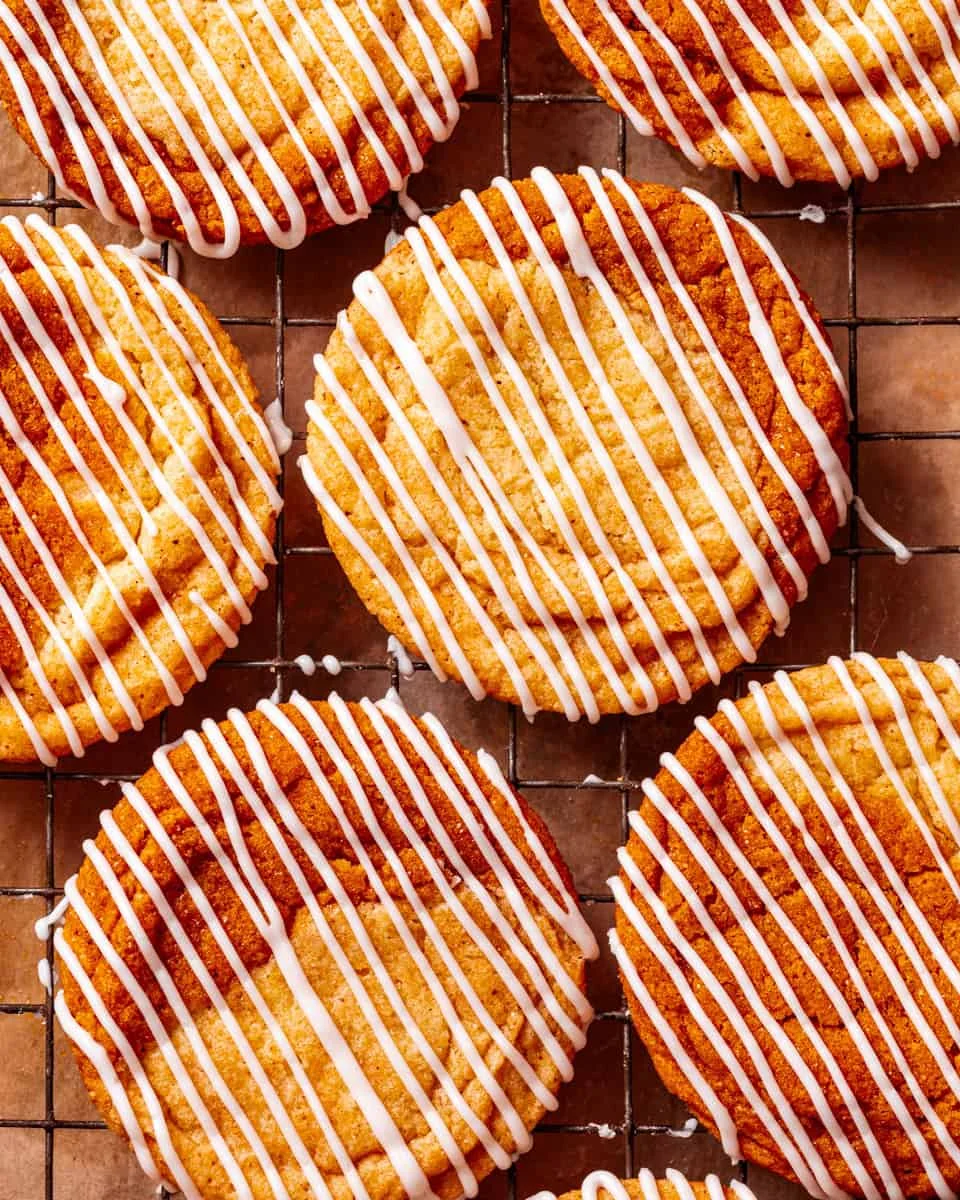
[294,653,317,676]
[38,958,54,994]
[321,654,342,676]
[264,399,293,456]
[799,205,827,224]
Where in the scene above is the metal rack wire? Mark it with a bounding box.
[0,0,957,1193]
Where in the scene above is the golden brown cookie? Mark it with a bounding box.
[539,0,960,185]
[614,652,960,1200]
[0,0,491,255]
[302,167,863,722]
[527,1169,755,1200]
[54,692,597,1200]
[0,216,280,764]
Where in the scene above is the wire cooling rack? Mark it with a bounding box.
[1,0,959,1195]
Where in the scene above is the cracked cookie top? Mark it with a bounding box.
[56,693,596,1200]
[0,216,280,763]
[614,651,960,1200]
[539,0,960,185]
[303,167,851,720]
[0,0,491,254]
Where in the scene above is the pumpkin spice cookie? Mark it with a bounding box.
[527,1169,758,1200]
[539,0,960,186]
[0,215,280,765]
[53,693,597,1200]
[614,652,960,1200]
[302,167,903,721]
[0,0,491,256]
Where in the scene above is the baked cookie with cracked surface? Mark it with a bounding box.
[613,651,960,1200]
[539,0,960,186]
[302,166,901,722]
[0,0,491,257]
[527,1168,757,1200]
[0,215,280,764]
[53,691,597,1200]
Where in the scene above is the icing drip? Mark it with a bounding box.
[614,652,960,1200]
[53,693,596,1200]
[263,400,294,457]
[387,634,416,677]
[0,217,279,759]
[302,168,900,720]
[543,0,960,183]
[0,0,489,254]
[527,1169,759,1200]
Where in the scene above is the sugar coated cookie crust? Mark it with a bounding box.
[55,693,597,1200]
[614,652,960,1200]
[304,168,853,721]
[539,0,960,185]
[0,0,491,255]
[0,216,280,765]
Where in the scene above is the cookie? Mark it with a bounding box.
[539,0,960,185]
[302,167,879,721]
[527,1168,756,1200]
[0,0,491,256]
[613,652,960,1200]
[0,215,280,764]
[54,692,597,1200]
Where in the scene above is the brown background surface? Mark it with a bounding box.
[0,1,955,1197]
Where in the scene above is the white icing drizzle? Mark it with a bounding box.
[52,693,594,1199]
[293,653,318,676]
[543,0,960,183]
[615,653,960,1200]
[0,217,278,758]
[0,0,489,254]
[527,1168,760,1200]
[302,169,897,720]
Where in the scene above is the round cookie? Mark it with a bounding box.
[54,692,597,1200]
[0,0,491,256]
[528,1169,756,1200]
[539,0,960,186]
[302,166,863,722]
[0,215,280,764]
[613,652,960,1200]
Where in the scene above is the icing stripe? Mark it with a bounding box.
[543,0,960,182]
[616,654,960,1199]
[0,0,489,253]
[54,695,593,1199]
[304,171,882,719]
